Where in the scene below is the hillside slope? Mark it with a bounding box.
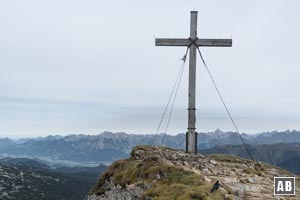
[89,146,299,200]
[0,163,94,200]
[278,156,300,175]
[201,143,300,166]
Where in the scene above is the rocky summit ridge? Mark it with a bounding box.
[89,145,299,200]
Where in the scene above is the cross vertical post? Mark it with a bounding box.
[187,11,198,154]
[155,11,232,154]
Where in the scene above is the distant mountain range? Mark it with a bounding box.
[1,130,300,166]
[0,157,107,200]
[1,130,300,199]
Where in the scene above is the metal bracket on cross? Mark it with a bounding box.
[188,37,199,48]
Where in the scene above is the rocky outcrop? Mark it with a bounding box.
[89,145,300,200]
[88,180,147,200]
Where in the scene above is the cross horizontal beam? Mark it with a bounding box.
[155,38,232,47]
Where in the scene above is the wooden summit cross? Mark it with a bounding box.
[155,11,232,154]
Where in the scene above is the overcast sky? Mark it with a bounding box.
[1,0,300,138]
